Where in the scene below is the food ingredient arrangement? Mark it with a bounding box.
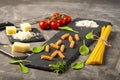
[0,12,112,75]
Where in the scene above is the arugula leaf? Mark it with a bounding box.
[19,62,30,74]
[32,44,47,53]
[79,40,89,56]
[71,61,85,70]
[59,26,79,33]
[49,61,67,75]
[86,31,94,39]
[9,60,31,64]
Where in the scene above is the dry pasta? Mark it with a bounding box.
[57,51,65,59]
[45,45,50,52]
[41,55,53,60]
[50,43,60,49]
[60,44,65,52]
[74,34,80,41]
[55,39,62,46]
[61,33,70,39]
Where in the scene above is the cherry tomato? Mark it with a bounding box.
[45,18,52,28]
[63,16,71,25]
[56,18,65,27]
[39,21,49,30]
[50,21,60,30]
[53,12,60,17]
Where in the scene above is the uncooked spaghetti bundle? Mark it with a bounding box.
[86,25,112,65]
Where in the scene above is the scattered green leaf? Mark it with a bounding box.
[32,44,47,53]
[71,61,85,70]
[9,60,31,64]
[59,26,79,33]
[79,40,89,56]
[19,62,30,74]
[49,61,67,75]
[86,31,94,39]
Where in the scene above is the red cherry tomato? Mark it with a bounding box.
[39,21,49,30]
[53,12,60,17]
[63,16,71,25]
[54,18,65,27]
[50,21,60,30]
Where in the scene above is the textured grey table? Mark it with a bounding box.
[0,0,120,80]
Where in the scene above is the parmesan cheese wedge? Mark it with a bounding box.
[20,23,32,32]
[12,42,30,53]
[6,26,17,35]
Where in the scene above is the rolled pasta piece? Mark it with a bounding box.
[69,41,75,48]
[61,33,70,40]
[74,34,80,41]
[41,55,53,60]
[51,50,58,58]
[68,35,73,43]
[50,43,59,49]
[60,44,65,52]
[55,39,62,46]
[45,45,50,52]
[58,51,65,59]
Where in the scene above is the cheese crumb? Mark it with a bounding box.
[12,31,36,41]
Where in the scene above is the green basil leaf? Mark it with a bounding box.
[86,31,94,39]
[32,44,47,53]
[19,62,29,74]
[9,60,31,64]
[59,26,79,33]
[71,61,85,70]
[79,40,89,56]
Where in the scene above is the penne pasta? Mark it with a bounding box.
[55,39,62,46]
[69,41,75,48]
[51,50,58,58]
[60,44,65,52]
[68,35,74,43]
[61,33,70,40]
[74,34,80,41]
[57,51,65,59]
[41,55,53,60]
[45,45,50,52]
[50,43,60,49]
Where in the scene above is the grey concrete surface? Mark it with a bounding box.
[0,0,120,80]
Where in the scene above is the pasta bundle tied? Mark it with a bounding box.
[86,25,112,65]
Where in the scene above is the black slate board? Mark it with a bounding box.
[7,28,45,44]
[24,18,112,71]
[0,22,14,30]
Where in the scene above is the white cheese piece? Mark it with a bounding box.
[12,42,30,53]
[20,22,32,31]
[6,26,17,35]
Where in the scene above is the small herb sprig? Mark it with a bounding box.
[49,61,67,75]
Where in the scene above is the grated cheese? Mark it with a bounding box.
[75,20,99,28]
[12,31,36,41]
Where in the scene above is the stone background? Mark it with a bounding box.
[0,0,120,80]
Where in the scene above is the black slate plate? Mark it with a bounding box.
[0,22,14,31]
[24,18,112,71]
[7,28,45,44]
